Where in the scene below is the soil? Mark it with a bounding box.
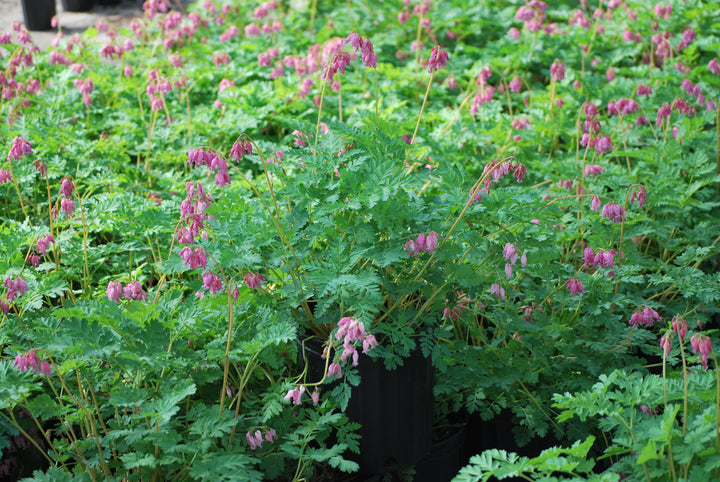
[2,0,144,50]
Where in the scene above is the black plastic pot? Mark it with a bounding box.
[414,421,468,482]
[20,0,56,31]
[302,338,433,475]
[61,0,95,12]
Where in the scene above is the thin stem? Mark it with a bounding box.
[410,71,435,148]
[7,160,30,223]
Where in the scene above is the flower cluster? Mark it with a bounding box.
[2,276,29,314]
[671,315,688,342]
[345,32,376,68]
[335,316,378,367]
[188,148,231,187]
[583,247,617,270]
[73,77,93,107]
[177,181,213,247]
[243,271,265,289]
[565,278,584,296]
[13,350,51,377]
[7,136,32,161]
[503,243,527,280]
[629,305,661,328]
[690,334,712,369]
[426,45,449,73]
[245,428,276,451]
[59,177,76,218]
[106,280,148,302]
[481,158,527,191]
[404,231,439,257]
[442,291,471,322]
[600,202,626,223]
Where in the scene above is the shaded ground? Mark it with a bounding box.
[2,0,144,49]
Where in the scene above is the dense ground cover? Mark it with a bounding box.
[1,0,720,480]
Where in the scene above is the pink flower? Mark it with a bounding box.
[508,27,521,39]
[584,164,605,177]
[565,278,584,296]
[362,334,377,354]
[243,272,265,289]
[508,76,522,93]
[202,272,223,295]
[629,185,647,207]
[59,178,75,198]
[284,385,306,405]
[690,333,712,369]
[264,428,277,443]
[426,46,449,73]
[490,284,506,300]
[123,281,147,301]
[606,68,616,82]
[0,170,12,184]
[246,430,263,450]
[328,362,342,378]
[503,243,518,265]
[311,391,320,406]
[7,136,32,161]
[710,58,720,76]
[60,198,75,217]
[39,361,51,377]
[671,316,688,342]
[36,234,55,256]
[550,60,565,81]
[629,306,661,328]
[601,202,625,223]
[106,281,123,302]
[218,78,235,92]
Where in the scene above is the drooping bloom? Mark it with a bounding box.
[243,271,265,289]
[671,315,688,342]
[202,272,223,295]
[284,385,306,405]
[7,136,32,161]
[601,202,626,223]
[550,59,565,81]
[123,281,147,301]
[246,430,263,450]
[690,333,712,369]
[660,332,672,357]
[565,278,584,296]
[629,305,661,328]
[106,280,123,302]
[490,284,506,300]
[426,45,449,73]
[590,195,601,212]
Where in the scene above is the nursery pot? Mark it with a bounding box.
[61,0,94,12]
[303,339,434,474]
[414,420,468,482]
[20,0,56,31]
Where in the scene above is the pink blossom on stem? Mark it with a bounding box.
[671,315,688,342]
[584,164,605,177]
[601,202,625,223]
[490,284,506,300]
[7,136,32,161]
[690,333,712,369]
[106,281,123,302]
[123,281,147,301]
[202,272,223,295]
[426,45,449,73]
[629,305,661,328]
[246,430,263,450]
[328,362,342,378]
[243,272,265,289]
[710,58,720,76]
[509,76,522,93]
[565,278,584,296]
[550,59,565,81]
